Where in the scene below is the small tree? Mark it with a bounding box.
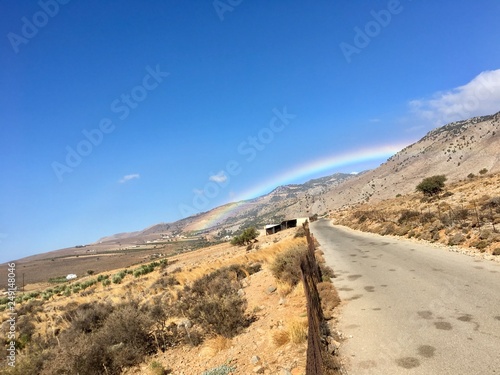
[231,227,259,246]
[479,168,488,175]
[416,175,447,196]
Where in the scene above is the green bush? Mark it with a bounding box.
[416,175,447,196]
[231,227,259,246]
[112,272,126,284]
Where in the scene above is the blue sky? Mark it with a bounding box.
[1,0,500,263]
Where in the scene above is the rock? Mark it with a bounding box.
[449,233,465,245]
[253,365,265,373]
[279,297,286,305]
[178,319,192,329]
[237,288,245,297]
[281,369,292,375]
[266,285,277,294]
[251,355,260,364]
[327,336,341,353]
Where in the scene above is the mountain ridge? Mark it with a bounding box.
[108,109,499,243]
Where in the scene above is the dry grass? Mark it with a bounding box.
[269,319,309,349]
[199,336,232,358]
[290,282,305,298]
[277,281,294,297]
[271,329,290,347]
[288,319,308,344]
[173,237,307,287]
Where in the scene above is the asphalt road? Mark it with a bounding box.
[311,219,500,375]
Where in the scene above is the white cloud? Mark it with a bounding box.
[119,174,140,183]
[209,171,228,184]
[409,69,500,126]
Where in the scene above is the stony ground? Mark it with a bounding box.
[331,172,500,260]
[2,229,313,375]
[125,265,308,375]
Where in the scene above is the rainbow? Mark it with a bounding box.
[195,143,408,231]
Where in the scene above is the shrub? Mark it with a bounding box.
[176,267,250,338]
[202,364,236,375]
[416,175,447,196]
[63,302,114,334]
[420,212,436,224]
[479,168,488,175]
[294,226,306,238]
[52,302,153,375]
[472,240,488,251]
[397,210,420,225]
[270,243,307,287]
[151,274,179,289]
[448,233,465,246]
[231,227,259,246]
[319,263,335,280]
[16,316,36,349]
[16,299,44,316]
[454,208,469,221]
[150,361,170,375]
[97,274,109,282]
[159,259,168,270]
[48,276,68,284]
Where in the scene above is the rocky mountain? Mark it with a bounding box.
[97,173,355,243]
[98,111,499,243]
[312,111,500,213]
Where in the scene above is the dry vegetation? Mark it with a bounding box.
[1,228,342,375]
[332,171,500,258]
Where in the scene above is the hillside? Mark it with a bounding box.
[331,171,500,258]
[98,173,355,243]
[0,228,342,375]
[313,112,500,211]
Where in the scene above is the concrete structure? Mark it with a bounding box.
[265,217,308,235]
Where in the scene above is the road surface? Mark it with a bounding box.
[311,219,500,375]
